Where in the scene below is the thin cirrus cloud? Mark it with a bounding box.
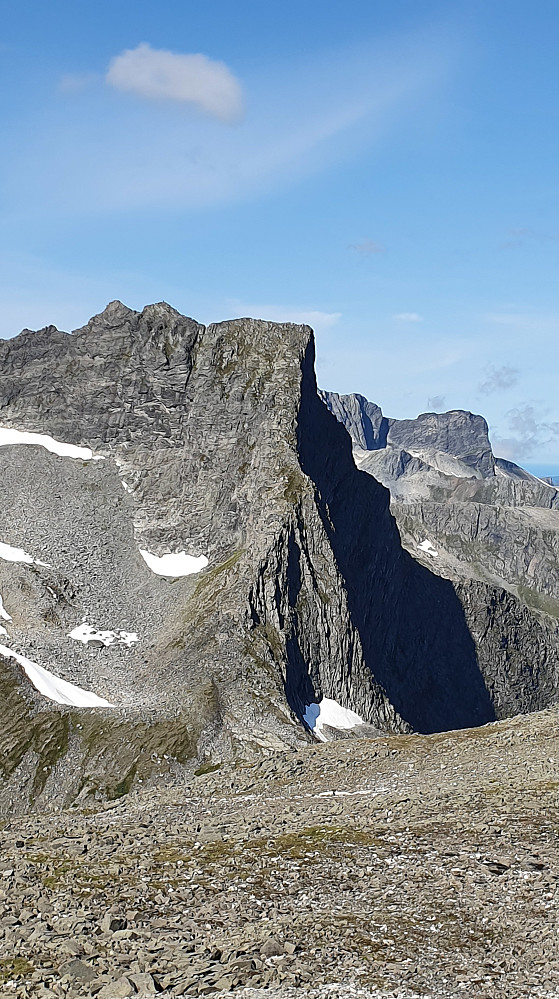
[222,302,342,333]
[499,228,559,250]
[492,405,559,461]
[349,239,385,255]
[4,27,451,219]
[105,43,244,122]
[394,312,423,322]
[478,364,519,394]
[426,394,446,411]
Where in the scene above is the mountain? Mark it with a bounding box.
[1,303,558,812]
[321,391,559,615]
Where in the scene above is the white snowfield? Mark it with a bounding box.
[0,427,103,461]
[0,541,35,564]
[140,549,209,577]
[417,538,439,558]
[0,644,114,707]
[69,623,138,648]
[0,595,11,622]
[0,626,7,638]
[0,540,50,568]
[303,697,365,742]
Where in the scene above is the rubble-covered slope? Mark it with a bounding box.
[0,304,558,812]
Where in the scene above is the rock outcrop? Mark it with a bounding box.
[0,304,558,811]
[321,390,559,615]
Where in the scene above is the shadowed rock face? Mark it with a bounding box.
[321,389,559,610]
[0,303,557,811]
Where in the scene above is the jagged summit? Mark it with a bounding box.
[74,299,189,336]
[322,386,559,627]
[320,390,496,478]
[0,304,558,812]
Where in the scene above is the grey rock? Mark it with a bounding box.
[57,958,96,982]
[0,303,558,816]
[101,914,127,934]
[96,979,135,999]
[321,387,559,697]
[127,972,159,992]
[320,391,496,477]
[260,936,285,957]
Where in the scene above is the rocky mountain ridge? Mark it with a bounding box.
[0,303,558,811]
[321,390,559,612]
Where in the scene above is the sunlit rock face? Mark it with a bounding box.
[0,303,558,813]
[321,389,559,609]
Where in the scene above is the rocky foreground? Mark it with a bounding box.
[1,709,558,999]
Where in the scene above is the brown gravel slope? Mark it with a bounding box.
[1,708,559,999]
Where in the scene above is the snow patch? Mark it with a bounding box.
[0,541,50,568]
[0,541,34,565]
[417,539,438,558]
[139,549,208,577]
[303,697,365,742]
[0,427,103,461]
[0,644,113,707]
[0,596,11,622]
[69,623,138,648]
[0,626,8,638]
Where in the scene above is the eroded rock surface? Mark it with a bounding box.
[322,390,559,614]
[1,710,558,997]
[0,305,557,811]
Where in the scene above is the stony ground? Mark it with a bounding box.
[1,708,559,999]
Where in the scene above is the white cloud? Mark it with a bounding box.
[491,404,559,461]
[426,394,446,411]
[350,239,385,255]
[393,312,423,322]
[59,72,99,94]
[478,364,519,394]
[5,29,451,218]
[223,302,342,333]
[106,43,244,122]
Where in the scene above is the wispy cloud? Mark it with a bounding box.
[492,404,559,461]
[59,72,99,94]
[5,28,452,219]
[349,239,385,255]
[223,301,341,333]
[394,312,423,322]
[426,394,446,411]
[106,44,244,122]
[478,363,519,394]
[500,227,559,250]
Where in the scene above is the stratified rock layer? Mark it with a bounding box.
[321,390,559,607]
[0,304,557,811]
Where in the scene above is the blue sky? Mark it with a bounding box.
[2,1,559,466]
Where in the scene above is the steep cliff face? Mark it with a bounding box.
[0,304,558,812]
[320,391,498,478]
[321,390,559,610]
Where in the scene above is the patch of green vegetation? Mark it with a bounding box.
[109,763,137,800]
[260,824,378,859]
[25,852,51,865]
[517,583,559,619]
[247,622,284,666]
[283,467,305,505]
[0,958,35,983]
[193,550,244,594]
[41,858,76,889]
[194,761,223,777]
[0,659,71,794]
